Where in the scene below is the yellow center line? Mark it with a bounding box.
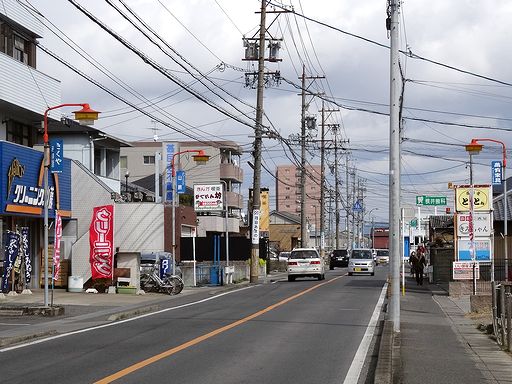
[94,276,342,383]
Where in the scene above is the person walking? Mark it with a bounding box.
[409,251,418,278]
[412,249,427,285]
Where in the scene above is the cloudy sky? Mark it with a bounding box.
[19,0,512,221]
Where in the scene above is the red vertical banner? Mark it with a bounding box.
[53,211,62,280]
[89,205,115,280]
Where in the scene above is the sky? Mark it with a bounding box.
[17,0,512,222]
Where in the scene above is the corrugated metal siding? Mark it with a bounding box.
[71,161,113,278]
[115,203,164,252]
[0,52,60,114]
[0,0,45,37]
[71,161,165,280]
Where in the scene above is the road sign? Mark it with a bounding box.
[353,200,363,212]
[410,218,418,228]
[416,195,447,206]
[492,161,502,185]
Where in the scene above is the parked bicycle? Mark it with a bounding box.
[140,263,184,295]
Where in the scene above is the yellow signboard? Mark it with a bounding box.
[455,186,491,212]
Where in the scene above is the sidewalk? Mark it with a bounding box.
[398,278,512,384]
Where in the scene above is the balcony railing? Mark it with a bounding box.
[226,191,243,209]
[220,163,243,182]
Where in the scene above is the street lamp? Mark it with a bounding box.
[124,171,130,193]
[43,103,99,307]
[366,208,379,248]
[312,205,318,248]
[467,138,508,283]
[170,149,209,274]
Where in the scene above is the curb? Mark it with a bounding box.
[374,319,394,384]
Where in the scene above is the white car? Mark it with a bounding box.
[348,248,375,276]
[287,248,325,281]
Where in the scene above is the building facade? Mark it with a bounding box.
[275,164,322,229]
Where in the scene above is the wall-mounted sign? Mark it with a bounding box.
[456,212,491,237]
[193,184,223,211]
[0,142,71,217]
[455,186,491,212]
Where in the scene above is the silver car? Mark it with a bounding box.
[348,248,375,276]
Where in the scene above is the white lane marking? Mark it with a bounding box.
[0,286,254,353]
[342,282,388,384]
[0,323,31,326]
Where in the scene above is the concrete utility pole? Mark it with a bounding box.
[388,0,401,333]
[300,64,307,247]
[249,0,267,283]
[299,65,324,247]
[346,155,350,248]
[351,170,357,249]
[333,125,340,249]
[320,102,326,257]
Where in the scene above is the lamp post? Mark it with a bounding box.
[467,138,507,283]
[43,103,99,307]
[312,205,318,248]
[124,171,130,193]
[366,208,379,248]
[170,149,209,274]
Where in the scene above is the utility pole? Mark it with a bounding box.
[351,170,357,249]
[300,64,307,247]
[320,101,326,257]
[388,0,401,332]
[299,65,324,247]
[346,155,350,248]
[249,0,267,283]
[333,125,340,249]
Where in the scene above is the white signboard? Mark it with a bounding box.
[252,209,260,245]
[193,184,223,211]
[456,212,491,237]
[453,261,480,280]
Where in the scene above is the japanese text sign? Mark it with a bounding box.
[456,212,491,237]
[89,205,114,280]
[50,139,63,174]
[492,161,502,185]
[194,184,223,211]
[455,186,491,212]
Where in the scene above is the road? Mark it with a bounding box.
[1,266,388,384]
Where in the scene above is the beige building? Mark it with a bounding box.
[275,164,322,229]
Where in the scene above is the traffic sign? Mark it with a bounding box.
[416,195,447,206]
[353,200,363,212]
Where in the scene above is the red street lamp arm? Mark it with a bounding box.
[470,138,507,168]
[43,103,98,144]
[171,149,208,176]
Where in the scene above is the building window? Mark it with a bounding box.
[13,35,27,64]
[143,155,155,165]
[6,120,32,146]
[120,156,127,169]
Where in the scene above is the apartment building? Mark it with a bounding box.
[275,164,322,229]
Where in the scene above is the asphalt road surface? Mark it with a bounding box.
[1,266,388,384]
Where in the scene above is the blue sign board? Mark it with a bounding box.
[353,200,363,212]
[176,170,186,194]
[50,139,64,174]
[457,239,491,262]
[491,161,502,185]
[160,256,170,278]
[164,143,175,202]
[0,141,71,217]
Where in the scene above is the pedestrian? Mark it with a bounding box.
[413,250,427,285]
[409,251,418,278]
